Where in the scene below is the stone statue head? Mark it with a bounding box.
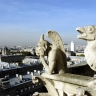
[36,34,51,56]
[76,25,96,41]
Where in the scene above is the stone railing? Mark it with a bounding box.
[32,73,96,96]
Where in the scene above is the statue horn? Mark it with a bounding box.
[40,34,44,41]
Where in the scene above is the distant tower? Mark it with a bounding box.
[70,41,75,52]
[2,46,9,55]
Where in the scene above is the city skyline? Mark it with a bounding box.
[0,0,96,46]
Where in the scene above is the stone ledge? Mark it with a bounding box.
[41,73,96,86]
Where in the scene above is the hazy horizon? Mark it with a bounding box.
[0,0,95,46]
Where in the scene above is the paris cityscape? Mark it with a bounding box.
[0,41,88,96]
[1,0,96,96]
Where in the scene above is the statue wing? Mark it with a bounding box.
[47,30,65,52]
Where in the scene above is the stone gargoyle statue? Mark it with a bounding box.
[33,29,96,96]
[36,30,67,74]
[76,25,96,71]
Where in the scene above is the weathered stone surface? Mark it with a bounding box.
[33,29,96,96]
[41,73,96,87]
[76,25,96,72]
[33,73,96,96]
[36,31,67,74]
[33,92,51,96]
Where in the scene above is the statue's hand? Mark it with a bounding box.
[39,49,45,57]
[40,55,44,60]
[40,50,45,62]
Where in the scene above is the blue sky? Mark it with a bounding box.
[0,0,96,46]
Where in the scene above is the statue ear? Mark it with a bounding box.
[40,34,44,41]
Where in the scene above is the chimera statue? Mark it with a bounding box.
[36,30,67,74]
[33,29,96,96]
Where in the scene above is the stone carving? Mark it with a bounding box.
[33,29,96,96]
[76,25,96,71]
[36,31,67,74]
[33,73,96,96]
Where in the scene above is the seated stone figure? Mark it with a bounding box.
[36,31,67,74]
